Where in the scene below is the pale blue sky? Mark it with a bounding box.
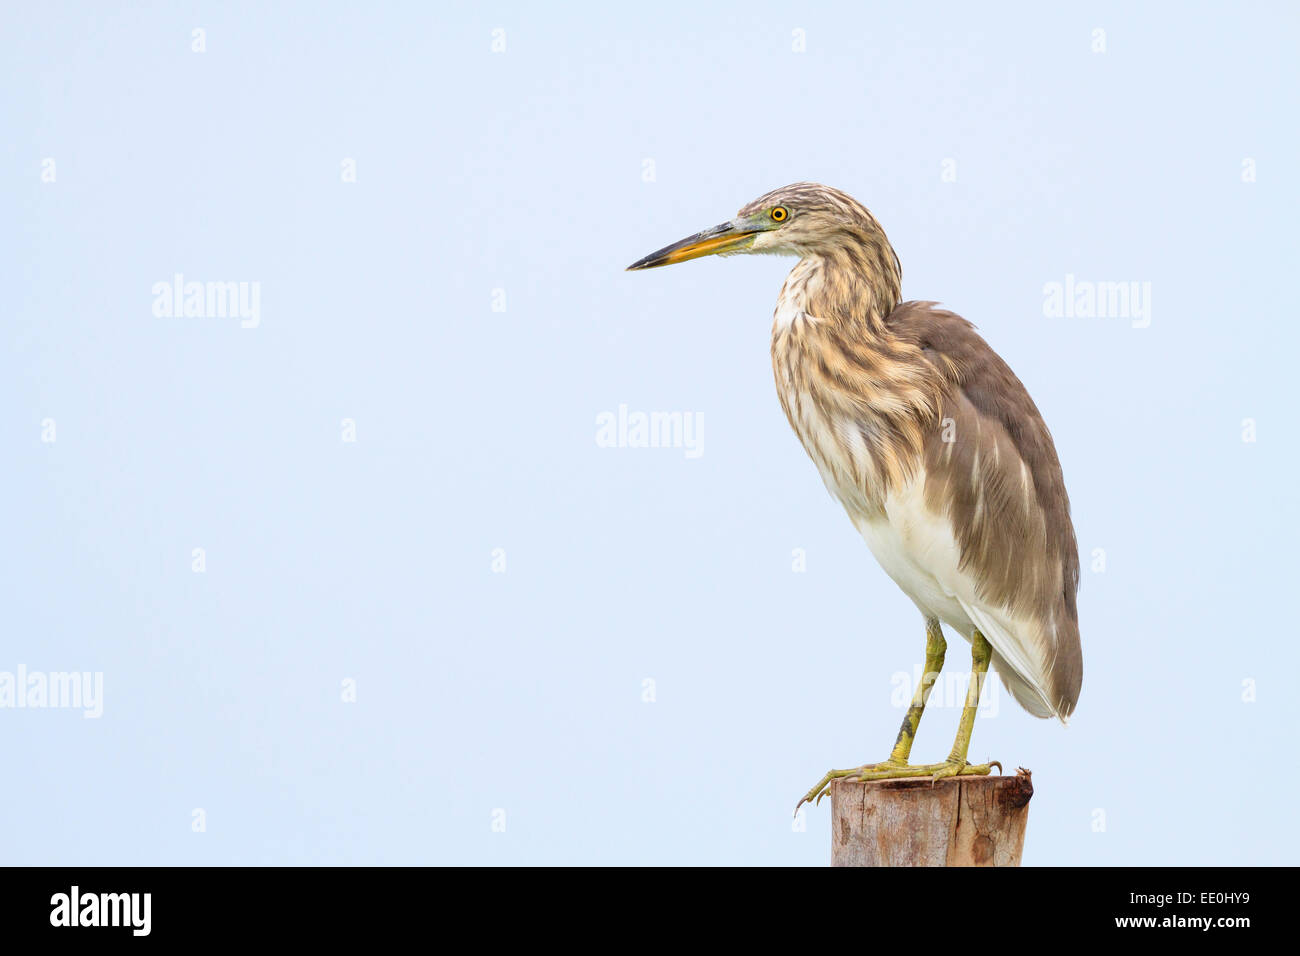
[2,1,1297,865]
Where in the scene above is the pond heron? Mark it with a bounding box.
[627,183,1082,811]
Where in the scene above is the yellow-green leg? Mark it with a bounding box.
[930,628,999,781]
[885,617,947,765]
[796,626,1001,812]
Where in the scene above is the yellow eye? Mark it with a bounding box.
[771,206,788,222]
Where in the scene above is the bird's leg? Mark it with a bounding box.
[882,617,947,766]
[796,619,947,811]
[795,624,1001,813]
[929,628,1000,781]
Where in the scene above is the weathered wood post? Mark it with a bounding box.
[828,769,1033,866]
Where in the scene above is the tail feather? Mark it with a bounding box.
[991,651,1064,723]
[958,598,1079,724]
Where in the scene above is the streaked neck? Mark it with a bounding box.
[776,230,902,334]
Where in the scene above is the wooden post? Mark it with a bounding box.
[829,769,1033,867]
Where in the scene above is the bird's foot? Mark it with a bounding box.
[926,757,1001,783]
[795,759,908,812]
[795,758,1002,813]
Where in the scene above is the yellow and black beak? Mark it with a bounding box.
[626,221,759,271]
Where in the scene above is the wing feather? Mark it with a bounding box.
[887,302,1082,719]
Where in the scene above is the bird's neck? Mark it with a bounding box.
[769,237,938,510]
[780,232,902,333]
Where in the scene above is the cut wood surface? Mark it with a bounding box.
[829,769,1033,867]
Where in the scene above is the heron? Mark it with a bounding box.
[627,183,1081,812]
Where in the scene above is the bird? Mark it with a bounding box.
[626,183,1081,811]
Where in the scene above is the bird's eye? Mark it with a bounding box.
[771,206,789,222]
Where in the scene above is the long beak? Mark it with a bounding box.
[626,221,759,271]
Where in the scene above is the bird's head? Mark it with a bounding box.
[626,182,886,271]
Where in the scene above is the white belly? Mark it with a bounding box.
[776,357,973,638]
[850,480,977,643]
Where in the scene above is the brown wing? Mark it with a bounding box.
[887,301,1082,718]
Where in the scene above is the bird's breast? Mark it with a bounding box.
[769,272,938,522]
[772,326,897,520]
